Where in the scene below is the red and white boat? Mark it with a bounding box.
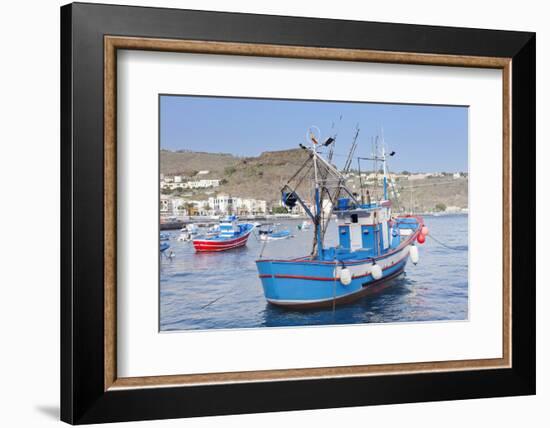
[192,216,255,252]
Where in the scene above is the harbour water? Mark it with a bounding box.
[160,214,468,331]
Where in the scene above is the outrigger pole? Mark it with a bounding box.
[281,125,361,259]
[319,127,360,240]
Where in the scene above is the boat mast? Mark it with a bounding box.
[310,129,324,259]
[358,133,392,203]
[381,145,388,200]
[380,129,390,201]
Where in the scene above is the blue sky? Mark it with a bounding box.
[160,95,468,173]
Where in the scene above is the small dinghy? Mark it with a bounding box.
[177,231,192,242]
[160,242,170,253]
[297,220,312,231]
[193,215,255,252]
[177,224,202,241]
[259,225,292,241]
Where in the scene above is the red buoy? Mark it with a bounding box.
[417,233,426,244]
[421,226,429,236]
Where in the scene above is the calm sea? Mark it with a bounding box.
[160,214,468,331]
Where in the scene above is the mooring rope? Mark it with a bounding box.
[200,295,225,309]
[251,229,261,242]
[428,232,466,251]
[258,237,268,259]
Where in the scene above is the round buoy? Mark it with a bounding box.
[421,226,429,236]
[340,268,352,285]
[409,245,419,265]
[371,263,383,280]
[417,233,426,244]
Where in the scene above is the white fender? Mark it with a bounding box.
[371,264,383,280]
[409,245,419,265]
[340,268,352,285]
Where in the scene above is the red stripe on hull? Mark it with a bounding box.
[194,240,248,252]
[193,232,251,252]
[265,253,409,282]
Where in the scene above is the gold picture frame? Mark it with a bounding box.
[103,36,512,391]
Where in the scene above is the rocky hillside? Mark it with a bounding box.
[161,148,311,204]
[160,149,468,211]
[160,150,238,177]
[389,178,468,213]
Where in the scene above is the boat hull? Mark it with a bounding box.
[266,266,406,309]
[256,243,413,309]
[193,228,253,252]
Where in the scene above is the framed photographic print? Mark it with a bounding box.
[60,2,535,424]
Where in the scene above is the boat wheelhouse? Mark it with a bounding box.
[256,126,427,309]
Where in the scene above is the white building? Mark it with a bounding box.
[208,195,267,215]
[186,179,220,189]
[162,193,266,217]
[160,194,171,213]
[208,195,234,214]
[161,181,184,190]
[160,178,220,190]
[236,198,267,215]
[163,197,212,216]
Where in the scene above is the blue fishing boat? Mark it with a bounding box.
[160,242,170,253]
[256,127,428,309]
